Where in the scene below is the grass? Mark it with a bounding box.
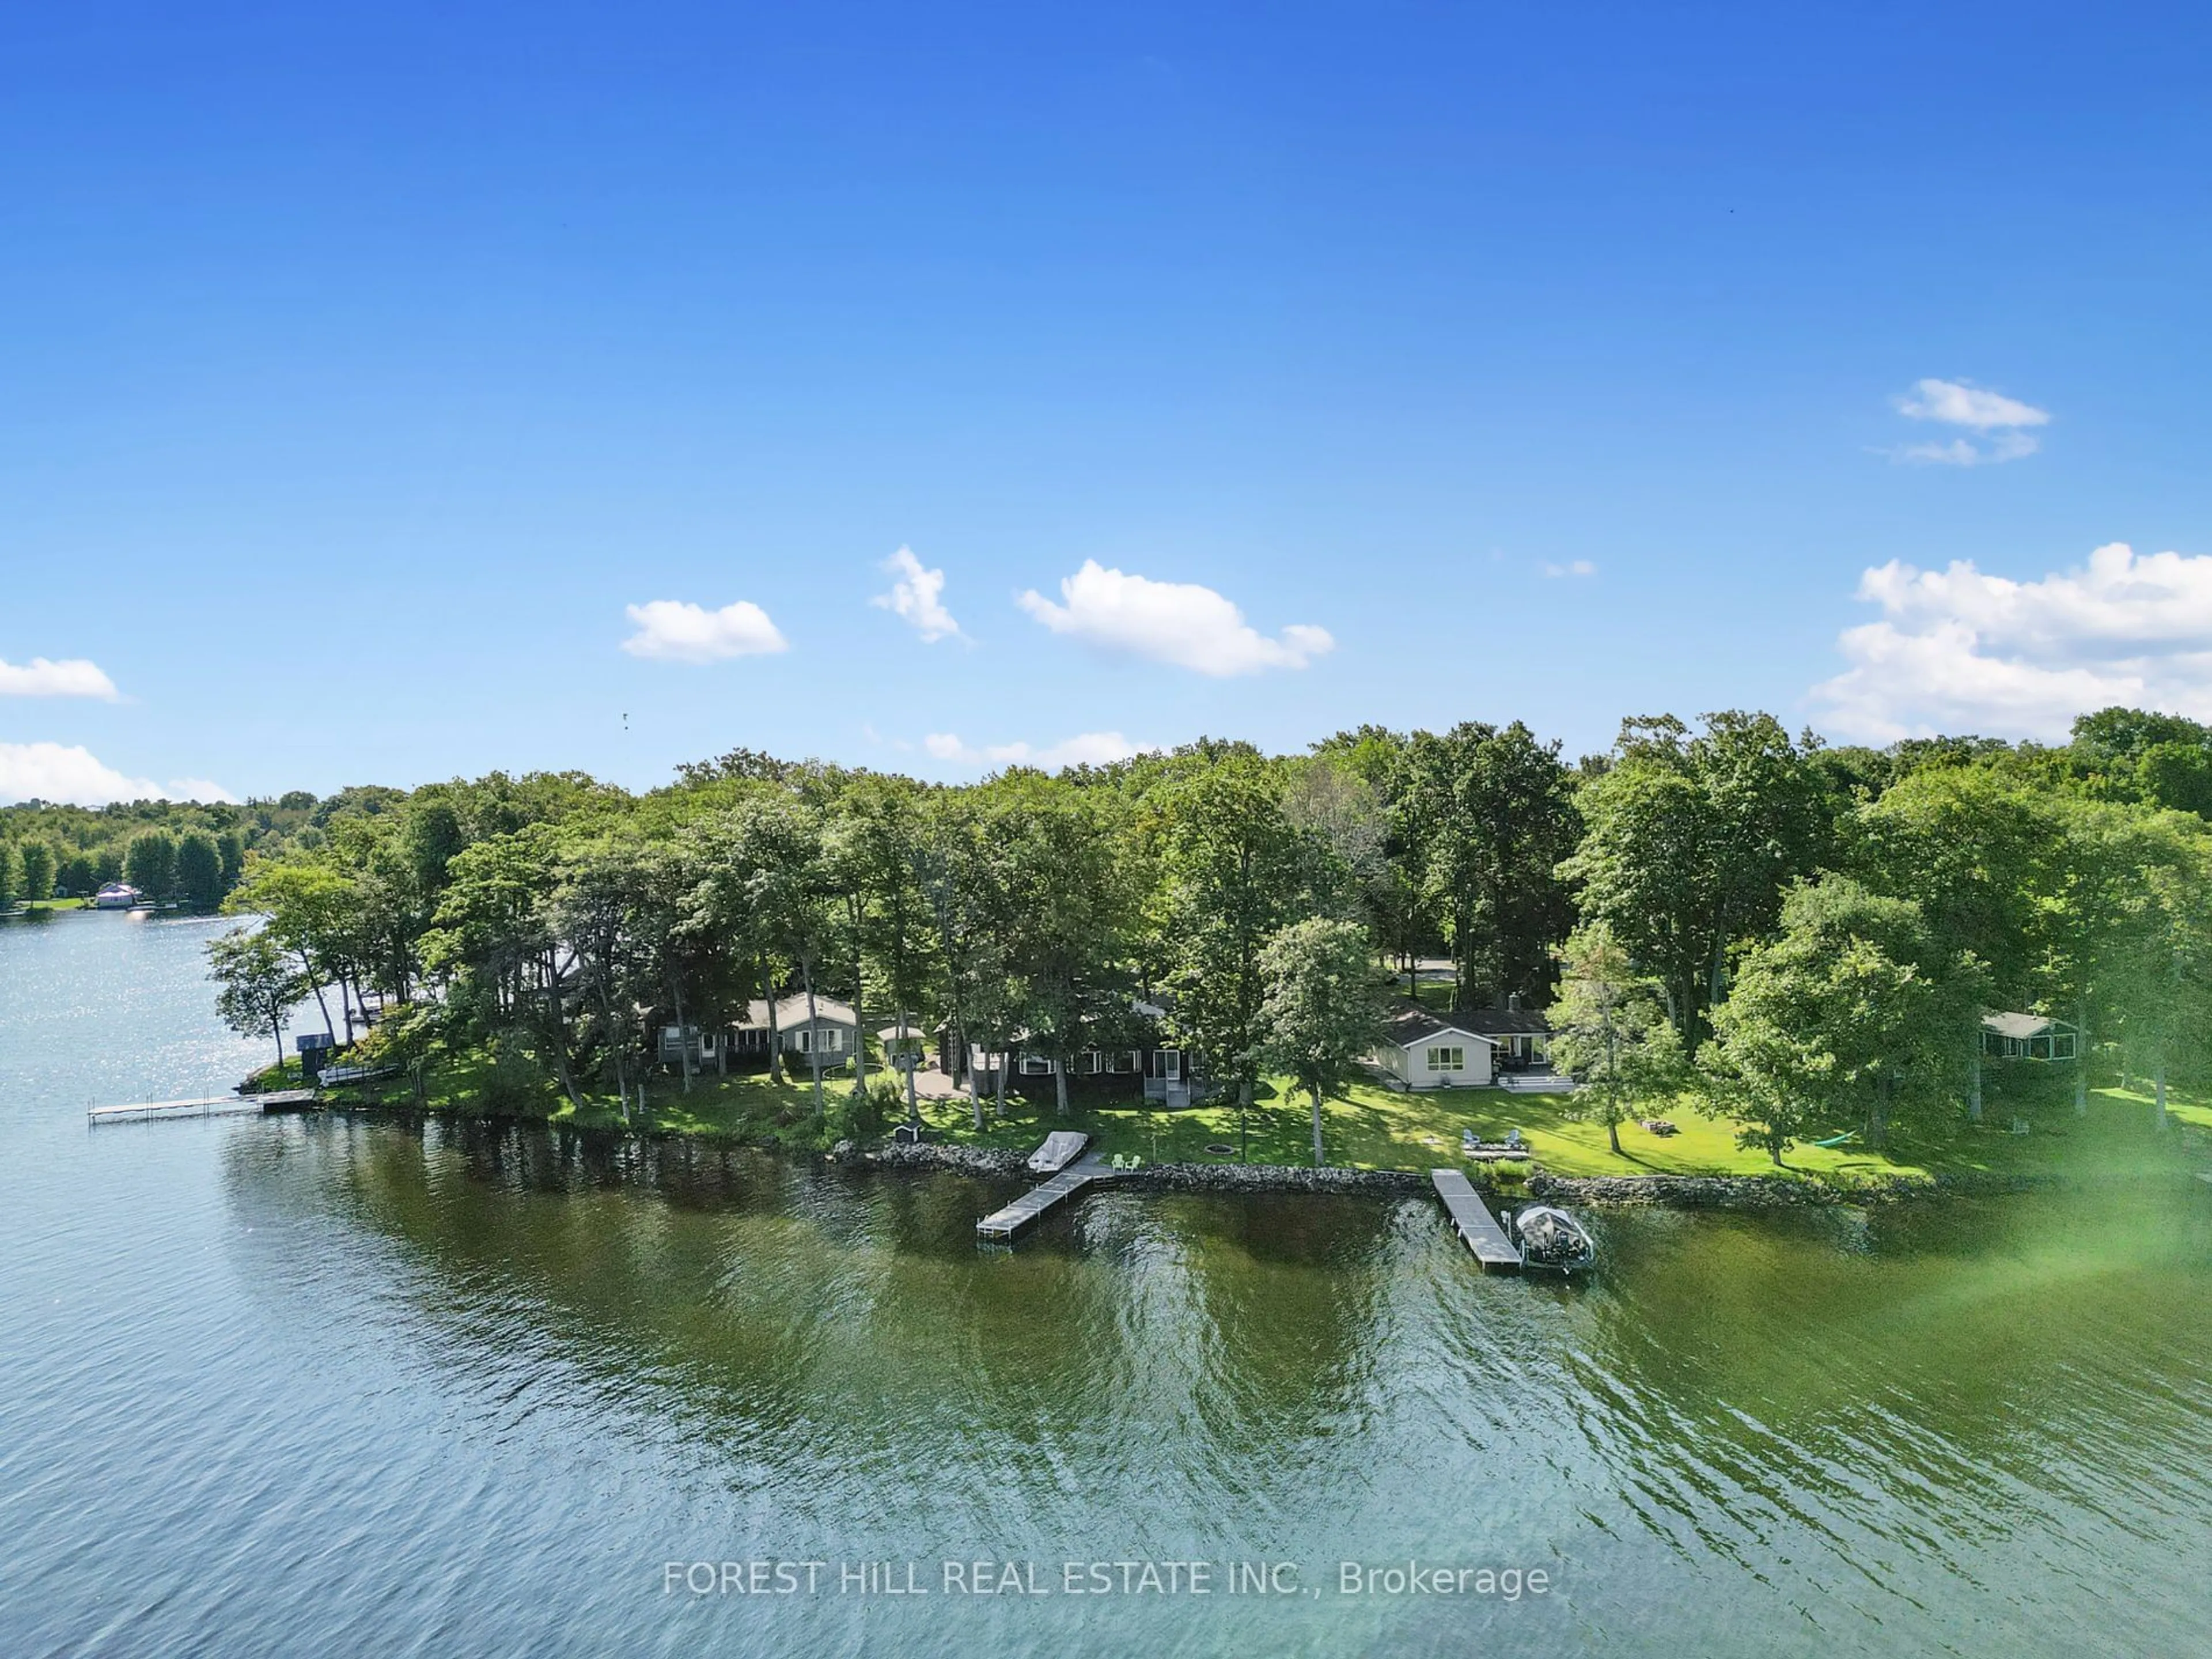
[895,1078,1909,1179]
[886,1067,2212,1187]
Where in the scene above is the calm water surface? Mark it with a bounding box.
[2,911,2209,1657]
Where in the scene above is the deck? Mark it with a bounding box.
[976,1154,1127,1241]
[1430,1168,1524,1271]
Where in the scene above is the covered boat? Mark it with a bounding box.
[1026,1131,1090,1175]
[1511,1204,1595,1272]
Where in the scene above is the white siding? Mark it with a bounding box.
[1384,1035,1494,1088]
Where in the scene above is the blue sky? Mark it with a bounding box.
[6,1,2212,803]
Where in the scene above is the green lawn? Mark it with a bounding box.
[891,1070,2212,1185]
[899,1077,1908,1179]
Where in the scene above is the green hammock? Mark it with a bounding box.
[1812,1130,1859,1148]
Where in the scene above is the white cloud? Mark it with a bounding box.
[922,730,1155,770]
[1883,378,2048,467]
[1016,560,1334,676]
[872,546,965,643]
[1891,431,2042,468]
[1895,378,2051,430]
[0,656,121,699]
[620,599,789,662]
[0,742,236,806]
[1540,559,1597,579]
[1811,541,2212,741]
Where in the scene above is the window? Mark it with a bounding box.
[1149,1049,1181,1081]
[1427,1047,1464,1072]
[1086,1050,1104,1074]
[1021,1055,1053,1075]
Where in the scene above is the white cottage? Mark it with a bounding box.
[1373,1003,1497,1089]
[1372,1002,1555,1090]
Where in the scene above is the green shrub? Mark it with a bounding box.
[483,1029,555,1113]
[351,1002,440,1072]
[827,1079,899,1143]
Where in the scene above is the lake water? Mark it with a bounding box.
[3,911,2210,1657]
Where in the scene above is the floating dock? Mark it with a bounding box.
[89,1089,317,1124]
[1430,1168,1524,1271]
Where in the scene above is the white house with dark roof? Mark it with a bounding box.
[1372,1002,1554,1090]
[1374,1003,1497,1088]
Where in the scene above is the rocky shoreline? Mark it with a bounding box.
[1525,1169,2063,1207]
[299,1101,2072,1209]
[826,1138,2061,1207]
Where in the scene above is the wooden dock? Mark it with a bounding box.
[1430,1168,1524,1271]
[976,1157,1124,1241]
[89,1089,316,1124]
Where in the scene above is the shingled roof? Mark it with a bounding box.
[1453,1007,1553,1037]
[1381,1002,1497,1047]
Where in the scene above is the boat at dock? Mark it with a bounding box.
[1509,1204,1596,1272]
[1025,1131,1089,1175]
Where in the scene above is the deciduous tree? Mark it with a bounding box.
[1256,918,1390,1166]
[1706,876,1980,1161]
[207,926,308,1069]
[1548,922,1685,1156]
[17,840,54,905]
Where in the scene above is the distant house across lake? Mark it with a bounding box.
[92,882,142,910]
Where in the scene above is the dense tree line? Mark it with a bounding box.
[205,707,2212,1162]
[0,793,323,910]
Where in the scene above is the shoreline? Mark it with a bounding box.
[288,1094,2074,1209]
[828,1135,2067,1206]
